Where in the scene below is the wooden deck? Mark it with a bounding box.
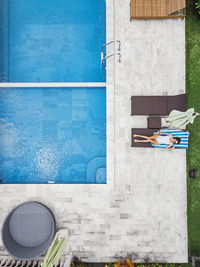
[130,0,186,20]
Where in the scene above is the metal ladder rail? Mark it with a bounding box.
[101,53,121,68]
[101,40,121,53]
[101,41,121,68]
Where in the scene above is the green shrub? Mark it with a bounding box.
[71,263,88,267]
[196,0,200,14]
[104,260,188,267]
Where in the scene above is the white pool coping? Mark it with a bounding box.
[0,82,106,87]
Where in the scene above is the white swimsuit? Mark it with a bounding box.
[156,135,170,145]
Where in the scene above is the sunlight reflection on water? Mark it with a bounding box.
[34,145,59,180]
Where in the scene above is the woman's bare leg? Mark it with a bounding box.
[134,139,152,143]
[133,134,151,140]
[149,135,157,141]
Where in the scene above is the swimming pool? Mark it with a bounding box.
[0,87,106,184]
[0,0,107,184]
[0,0,106,82]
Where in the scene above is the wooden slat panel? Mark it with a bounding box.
[159,0,167,16]
[167,0,186,15]
[143,0,149,16]
[167,0,172,15]
[130,0,185,19]
[136,0,146,17]
[152,0,159,17]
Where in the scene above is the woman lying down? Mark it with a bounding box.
[134,131,181,151]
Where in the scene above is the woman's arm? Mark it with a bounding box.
[166,144,175,151]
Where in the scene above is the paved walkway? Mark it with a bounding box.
[0,0,187,263]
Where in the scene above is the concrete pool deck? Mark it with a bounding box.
[0,0,187,263]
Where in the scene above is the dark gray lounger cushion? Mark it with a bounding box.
[131,94,187,115]
[131,96,168,115]
[167,94,187,114]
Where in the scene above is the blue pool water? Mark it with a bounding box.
[0,0,107,184]
[0,88,106,184]
[0,0,106,82]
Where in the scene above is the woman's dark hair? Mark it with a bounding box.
[174,137,181,144]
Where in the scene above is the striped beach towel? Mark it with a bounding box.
[152,129,189,149]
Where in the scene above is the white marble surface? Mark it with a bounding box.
[0,0,188,263]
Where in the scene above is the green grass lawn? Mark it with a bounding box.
[186,0,200,255]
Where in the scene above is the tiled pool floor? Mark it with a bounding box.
[0,0,106,82]
[0,88,106,183]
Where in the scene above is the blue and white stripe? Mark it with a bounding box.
[152,129,189,149]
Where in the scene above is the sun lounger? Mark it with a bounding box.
[130,0,186,20]
[131,128,189,149]
[131,94,187,116]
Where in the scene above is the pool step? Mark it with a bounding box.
[87,157,106,184]
[96,167,106,184]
